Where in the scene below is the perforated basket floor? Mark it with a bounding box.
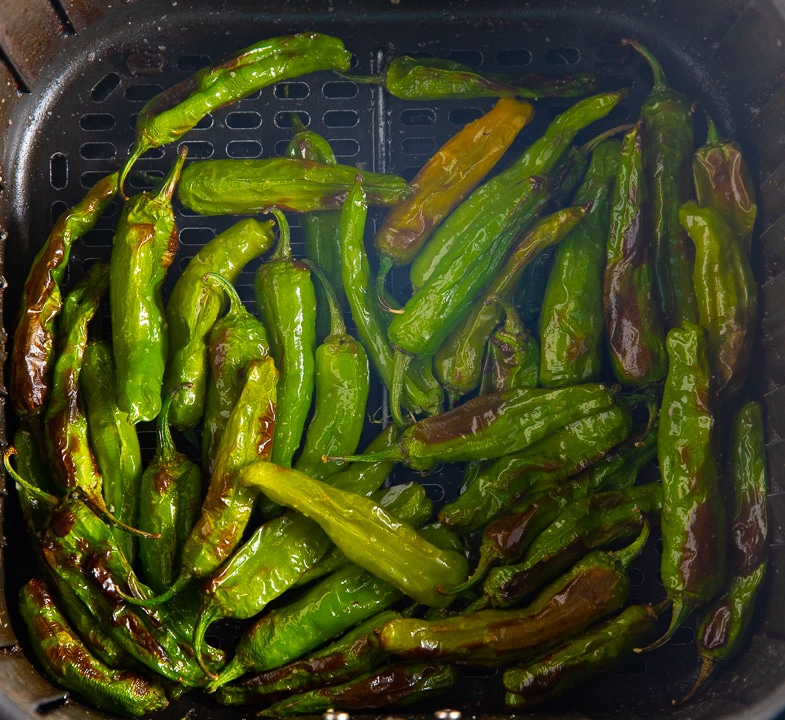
[2,1,785,719]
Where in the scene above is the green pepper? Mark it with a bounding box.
[604,121,667,385]
[503,604,659,709]
[10,173,117,420]
[9,430,59,536]
[692,114,757,256]
[377,55,596,101]
[120,32,352,192]
[201,272,270,476]
[645,322,726,650]
[338,178,444,419]
[259,662,457,716]
[255,210,317,468]
[207,563,404,691]
[682,401,769,703]
[294,263,369,481]
[374,97,534,303]
[216,610,399,707]
[237,462,467,608]
[110,149,186,423]
[434,202,591,404]
[137,385,203,595]
[19,578,169,717]
[539,139,620,387]
[162,217,275,430]
[679,201,758,400]
[177,157,410,215]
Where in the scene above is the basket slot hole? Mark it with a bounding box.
[275,111,310,129]
[81,170,114,188]
[592,43,631,65]
[82,227,115,248]
[422,482,445,504]
[180,227,216,247]
[194,115,214,130]
[448,107,484,125]
[124,83,163,103]
[323,109,360,128]
[127,170,165,193]
[80,142,116,161]
[90,72,120,102]
[179,140,214,159]
[322,80,359,99]
[612,653,648,676]
[627,566,645,587]
[496,49,533,67]
[546,104,572,120]
[544,47,582,65]
[275,81,310,100]
[50,200,68,225]
[226,140,263,159]
[126,51,167,77]
[79,113,116,132]
[400,165,422,182]
[178,54,211,73]
[225,111,262,130]
[330,138,361,158]
[401,108,436,126]
[402,137,437,156]
[448,50,483,68]
[35,693,69,715]
[49,153,68,190]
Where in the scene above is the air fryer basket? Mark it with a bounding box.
[1,0,785,718]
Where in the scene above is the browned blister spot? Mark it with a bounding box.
[411,393,505,445]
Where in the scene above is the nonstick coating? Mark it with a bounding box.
[1,1,785,719]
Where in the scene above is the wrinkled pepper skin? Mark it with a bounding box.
[539,139,620,387]
[259,662,457,717]
[238,461,468,608]
[503,604,659,709]
[679,201,758,400]
[294,264,370,480]
[216,611,399,707]
[438,402,633,533]
[208,563,404,691]
[10,172,117,419]
[624,38,699,329]
[120,32,352,191]
[19,578,169,717]
[652,322,726,649]
[685,401,769,702]
[255,211,317,468]
[374,97,534,294]
[178,157,410,215]
[163,217,275,430]
[201,272,269,476]
[604,122,667,386]
[137,386,203,595]
[10,428,59,535]
[378,549,632,666]
[693,116,757,256]
[81,340,143,562]
[110,150,186,423]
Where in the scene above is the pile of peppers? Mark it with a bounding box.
[7,30,769,717]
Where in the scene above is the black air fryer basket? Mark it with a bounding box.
[2,0,785,718]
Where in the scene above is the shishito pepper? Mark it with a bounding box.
[692,114,757,256]
[539,139,620,387]
[237,461,468,608]
[119,32,353,192]
[177,157,410,215]
[110,149,186,423]
[645,322,726,650]
[682,401,769,703]
[162,217,275,430]
[679,201,758,400]
[255,210,317,468]
[624,38,699,329]
[503,604,659,709]
[374,97,534,302]
[604,121,667,386]
[10,172,117,420]
[18,578,169,717]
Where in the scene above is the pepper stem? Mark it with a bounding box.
[703,111,721,145]
[304,260,347,339]
[376,257,404,314]
[579,123,636,155]
[157,145,189,202]
[269,207,293,261]
[443,545,499,596]
[193,605,221,679]
[203,272,245,320]
[155,383,192,464]
[635,594,694,653]
[622,38,669,89]
[611,514,649,570]
[391,349,414,428]
[676,656,718,705]
[118,571,192,606]
[3,447,59,509]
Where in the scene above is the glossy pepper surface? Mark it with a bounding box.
[539,139,620,387]
[604,122,667,385]
[650,322,726,649]
[162,217,275,430]
[238,461,468,607]
[110,149,186,423]
[19,578,169,717]
[120,32,352,192]
[10,172,117,419]
[679,201,757,400]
